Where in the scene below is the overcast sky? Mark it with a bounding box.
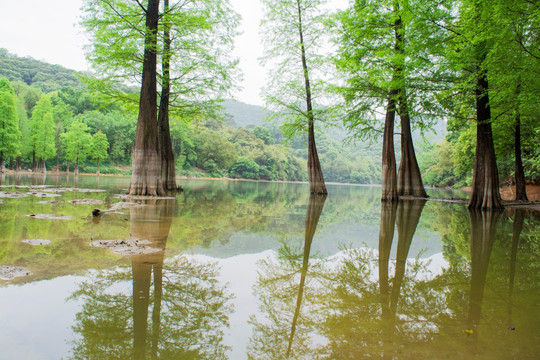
[0,0,346,106]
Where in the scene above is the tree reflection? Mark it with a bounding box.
[248,194,327,359]
[69,199,233,359]
[466,210,500,344]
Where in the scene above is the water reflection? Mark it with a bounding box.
[70,199,233,359]
[249,194,327,359]
[1,177,539,359]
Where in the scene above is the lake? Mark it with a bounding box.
[0,174,539,359]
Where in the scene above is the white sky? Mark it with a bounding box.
[0,0,347,106]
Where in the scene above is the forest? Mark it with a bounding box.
[0,0,539,200]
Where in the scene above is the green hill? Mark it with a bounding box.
[0,48,84,92]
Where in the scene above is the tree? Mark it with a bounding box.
[334,0,450,200]
[126,0,164,195]
[0,78,21,172]
[91,131,109,176]
[445,0,504,209]
[81,0,240,192]
[260,0,330,194]
[61,121,93,175]
[29,95,56,173]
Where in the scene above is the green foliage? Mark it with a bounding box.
[260,0,338,137]
[91,131,109,163]
[80,0,240,118]
[29,95,56,161]
[61,121,93,166]
[0,78,21,159]
[229,157,260,179]
[333,0,449,140]
[0,49,83,92]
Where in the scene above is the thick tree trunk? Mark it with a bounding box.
[36,158,46,174]
[0,151,4,173]
[74,163,79,176]
[514,111,528,201]
[296,0,327,195]
[307,119,327,194]
[397,103,427,198]
[382,93,398,202]
[9,157,14,170]
[158,0,177,191]
[15,156,21,171]
[468,69,503,210]
[127,0,165,196]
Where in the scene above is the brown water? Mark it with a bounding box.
[0,174,538,359]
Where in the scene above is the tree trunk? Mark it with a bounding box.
[468,67,503,210]
[15,156,21,171]
[32,151,36,172]
[382,92,398,202]
[158,0,176,191]
[9,157,14,170]
[127,0,165,196]
[0,151,4,173]
[391,3,426,199]
[96,158,100,177]
[35,158,46,174]
[307,119,327,194]
[514,111,528,201]
[397,108,427,198]
[74,155,79,175]
[296,0,327,195]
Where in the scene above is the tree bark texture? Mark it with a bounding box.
[397,103,427,198]
[468,68,503,210]
[158,0,176,191]
[0,151,4,173]
[382,93,398,202]
[296,0,327,195]
[514,111,528,201]
[127,0,165,196]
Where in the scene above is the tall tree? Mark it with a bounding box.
[158,0,175,190]
[261,0,330,195]
[81,0,240,191]
[127,0,164,196]
[334,0,447,200]
[0,78,21,172]
[91,131,109,176]
[450,0,503,209]
[29,95,56,173]
[61,121,93,175]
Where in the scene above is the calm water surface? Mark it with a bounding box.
[0,174,538,359]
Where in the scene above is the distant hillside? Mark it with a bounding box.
[221,99,272,129]
[0,48,83,92]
